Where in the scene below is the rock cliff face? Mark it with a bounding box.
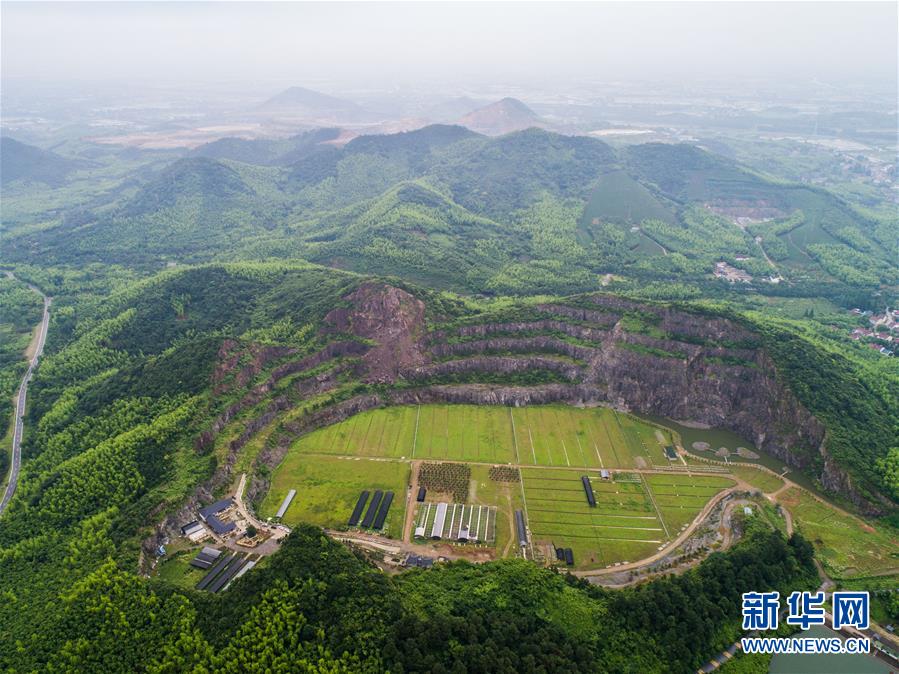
[324,282,427,382]
[202,284,874,512]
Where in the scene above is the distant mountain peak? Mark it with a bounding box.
[260,86,364,118]
[456,97,543,136]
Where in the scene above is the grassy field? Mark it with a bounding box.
[779,488,899,577]
[154,550,207,590]
[522,467,662,569]
[519,468,735,569]
[731,466,786,493]
[285,404,677,470]
[643,473,735,531]
[259,455,409,537]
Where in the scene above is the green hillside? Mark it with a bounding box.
[2,127,894,298]
[1,262,853,672]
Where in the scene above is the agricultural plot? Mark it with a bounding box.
[509,405,675,469]
[731,466,786,493]
[286,404,673,470]
[521,467,667,568]
[259,455,409,537]
[292,406,419,458]
[266,404,739,569]
[779,488,899,578]
[412,405,516,462]
[643,473,735,531]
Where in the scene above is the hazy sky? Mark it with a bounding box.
[2,2,896,90]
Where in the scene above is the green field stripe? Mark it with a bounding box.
[529,529,663,544]
[638,474,671,539]
[580,411,606,468]
[599,409,624,468]
[424,405,438,457]
[410,405,420,458]
[567,409,591,468]
[524,410,540,465]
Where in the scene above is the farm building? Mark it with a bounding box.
[181,520,207,542]
[189,546,222,569]
[198,499,236,536]
[664,446,678,461]
[348,490,370,526]
[564,548,574,565]
[361,490,383,528]
[275,489,296,519]
[430,502,448,539]
[600,469,611,480]
[404,554,435,569]
[372,491,394,529]
[195,553,234,591]
[581,476,596,507]
[415,502,497,543]
[416,486,426,502]
[515,510,528,547]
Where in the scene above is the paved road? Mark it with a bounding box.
[0,280,51,515]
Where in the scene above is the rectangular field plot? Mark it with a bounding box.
[731,466,786,493]
[285,404,673,472]
[643,473,734,532]
[510,406,674,470]
[292,406,418,458]
[521,467,669,568]
[414,502,497,544]
[259,455,409,537]
[412,405,516,463]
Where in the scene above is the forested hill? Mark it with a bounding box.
[0,262,836,672]
[2,125,893,302]
[0,137,84,187]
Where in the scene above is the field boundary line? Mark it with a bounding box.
[640,474,671,539]
[411,405,420,458]
[509,407,522,464]
[602,412,623,467]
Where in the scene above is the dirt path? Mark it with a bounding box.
[753,236,780,274]
[329,528,494,562]
[233,473,288,546]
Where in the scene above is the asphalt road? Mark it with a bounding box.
[0,282,50,515]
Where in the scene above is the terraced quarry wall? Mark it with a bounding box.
[183,283,847,531]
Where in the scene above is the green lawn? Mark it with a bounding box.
[260,455,410,537]
[732,465,786,493]
[154,551,206,590]
[285,404,675,470]
[780,488,899,577]
[521,467,668,569]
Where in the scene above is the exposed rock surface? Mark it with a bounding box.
[197,285,880,515]
[324,282,427,382]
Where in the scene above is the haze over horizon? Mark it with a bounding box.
[3,1,896,94]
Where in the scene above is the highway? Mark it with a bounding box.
[0,278,51,515]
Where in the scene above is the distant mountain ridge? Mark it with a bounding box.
[191,128,341,166]
[4,125,893,300]
[456,97,544,135]
[0,137,84,187]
